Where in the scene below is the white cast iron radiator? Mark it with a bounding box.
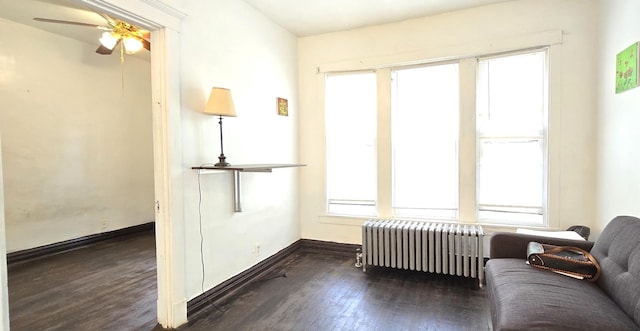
[360,219,485,285]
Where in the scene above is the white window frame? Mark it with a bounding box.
[390,62,461,221]
[474,48,550,226]
[321,33,562,229]
[324,71,378,217]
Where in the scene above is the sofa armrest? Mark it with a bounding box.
[489,232,595,259]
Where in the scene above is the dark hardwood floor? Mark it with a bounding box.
[181,252,491,331]
[8,231,491,331]
[8,232,158,331]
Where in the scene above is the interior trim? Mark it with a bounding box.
[6,222,155,266]
[79,0,185,31]
[298,239,360,257]
[318,30,563,73]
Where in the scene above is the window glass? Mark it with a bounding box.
[391,64,459,219]
[325,72,377,216]
[323,48,549,226]
[477,50,547,225]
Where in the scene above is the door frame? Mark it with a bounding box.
[0,0,188,328]
[78,0,188,327]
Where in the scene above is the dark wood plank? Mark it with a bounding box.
[188,239,358,318]
[188,240,302,317]
[8,232,158,331]
[7,222,155,265]
[181,251,491,331]
[9,234,491,331]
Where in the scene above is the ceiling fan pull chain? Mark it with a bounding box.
[120,42,125,63]
[122,60,126,96]
[121,44,125,95]
[120,43,126,95]
[121,64,125,96]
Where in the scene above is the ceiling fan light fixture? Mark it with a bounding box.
[123,37,143,54]
[99,31,119,50]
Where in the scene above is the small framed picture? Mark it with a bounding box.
[616,42,639,94]
[277,97,288,116]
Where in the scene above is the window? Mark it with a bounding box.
[325,72,377,216]
[324,48,549,226]
[476,50,547,225]
[391,63,460,219]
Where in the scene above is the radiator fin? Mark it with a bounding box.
[362,219,484,284]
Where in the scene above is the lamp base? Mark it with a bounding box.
[215,154,230,167]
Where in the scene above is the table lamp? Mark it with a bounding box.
[203,87,237,166]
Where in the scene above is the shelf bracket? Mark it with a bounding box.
[233,170,242,212]
[192,164,305,213]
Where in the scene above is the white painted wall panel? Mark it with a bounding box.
[0,19,154,252]
[178,0,300,301]
[298,0,600,243]
[596,0,640,236]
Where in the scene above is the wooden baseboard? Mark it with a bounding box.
[298,239,360,257]
[7,222,155,266]
[187,240,302,318]
[187,239,361,319]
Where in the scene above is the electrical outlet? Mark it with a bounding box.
[254,243,261,255]
[101,219,108,231]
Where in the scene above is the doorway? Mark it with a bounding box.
[0,2,155,329]
[0,0,186,328]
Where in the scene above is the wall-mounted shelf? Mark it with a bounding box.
[192,164,305,212]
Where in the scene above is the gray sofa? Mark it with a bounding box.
[485,215,640,330]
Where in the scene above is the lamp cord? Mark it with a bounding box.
[197,170,225,315]
[192,168,288,321]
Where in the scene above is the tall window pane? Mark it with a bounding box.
[477,50,547,225]
[392,64,459,219]
[325,72,377,216]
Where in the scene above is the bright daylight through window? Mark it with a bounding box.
[324,48,548,226]
[325,72,377,216]
[392,63,460,220]
[476,50,547,225]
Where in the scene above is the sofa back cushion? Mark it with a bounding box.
[591,215,640,325]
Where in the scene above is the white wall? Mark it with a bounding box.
[298,0,601,243]
[0,19,154,252]
[0,133,8,331]
[596,0,640,234]
[179,0,299,300]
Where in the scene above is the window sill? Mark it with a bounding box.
[319,214,370,226]
[317,214,553,233]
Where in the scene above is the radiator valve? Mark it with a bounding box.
[355,248,363,268]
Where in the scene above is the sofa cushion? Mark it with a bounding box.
[486,258,638,331]
[591,215,640,326]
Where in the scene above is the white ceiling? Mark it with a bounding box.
[0,0,515,46]
[243,0,515,37]
[0,0,110,46]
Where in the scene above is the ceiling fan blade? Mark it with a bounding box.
[142,38,151,51]
[97,12,116,27]
[95,39,121,55]
[33,17,110,30]
[95,44,113,55]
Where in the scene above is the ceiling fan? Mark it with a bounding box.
[33,13,150,57]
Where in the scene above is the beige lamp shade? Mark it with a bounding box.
[203,87,237,117]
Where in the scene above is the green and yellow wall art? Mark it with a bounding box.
[616,42,639,94]
[277,97,288,116]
